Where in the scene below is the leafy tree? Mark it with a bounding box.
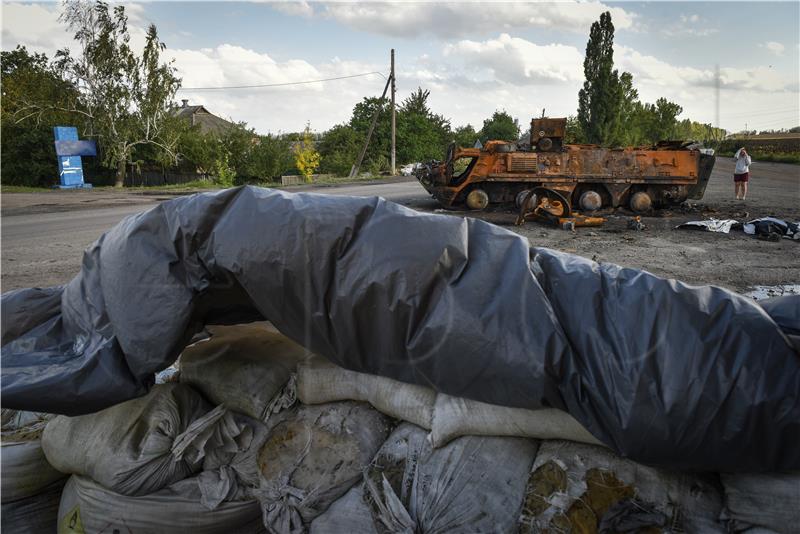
[350,96,391,167]
[627,98,683,145]
[220,122,258,177]
[453,124,479,148]
[396,88,452,163]
[564,115,586,144]
[479,110,520,143]
[249,134,293,182]
[175,124,222,175]
[53,0,182,186]
[615,71,640,145]
[577,11,630,145]
[318,124,360,176]
[176,122,291,183]
[293,123,320,182]
[1,46,79,186]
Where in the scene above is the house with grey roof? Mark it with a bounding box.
[174,100,236,135]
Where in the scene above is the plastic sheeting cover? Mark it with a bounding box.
[2,186,799,471]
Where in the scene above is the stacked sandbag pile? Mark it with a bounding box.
[18,324,798,533]
[1,409,68,533]
[296,354,749,533]
[46,383,267,533]
[311,423,539,533]
[39,324,313,533]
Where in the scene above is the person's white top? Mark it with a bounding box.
[734,148,752,174]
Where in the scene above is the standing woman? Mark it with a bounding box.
[734,147,752,200]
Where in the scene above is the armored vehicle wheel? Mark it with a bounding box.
[579,191,602,211]
[629,191,652,213]
[466,189,490,210]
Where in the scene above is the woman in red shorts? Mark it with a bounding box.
[734,147,751,200]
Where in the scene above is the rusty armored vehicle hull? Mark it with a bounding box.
[416,117,716,213]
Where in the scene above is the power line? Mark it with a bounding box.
[178,71,387,91]
[721,107,799,119]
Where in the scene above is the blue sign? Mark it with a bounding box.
[53,126,95,189]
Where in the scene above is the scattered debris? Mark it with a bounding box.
[743,284,800,301]
[627,216,646,231]
[676,218,739,234]
[515,187,606,229]
[743,217,799,241]
[675,216,799,241]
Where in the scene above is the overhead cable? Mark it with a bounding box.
[178,71,387,91]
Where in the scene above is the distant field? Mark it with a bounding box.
[732,132,800,140]
[718,135,800,164]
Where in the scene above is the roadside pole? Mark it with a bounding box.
[391,49,396,176]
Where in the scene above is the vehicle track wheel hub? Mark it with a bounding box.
[466,189,490,210]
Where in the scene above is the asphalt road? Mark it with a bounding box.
[1,181,429,290]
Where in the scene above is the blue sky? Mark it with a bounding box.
[3,1,799,135]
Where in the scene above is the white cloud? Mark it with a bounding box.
[663,13,717,37]
[616,45,793,93]
[167,44,388,133]
[761,41,785,56]
[444,34,584,84]
[1,3,72,54]
[2,2,150,56]
[269,1,315,18]
[310,1,635,39]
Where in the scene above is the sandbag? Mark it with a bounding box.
[57,475,264,534]
[2,478,66,534]
[720,472,800,532]
[309,485,376,534]
[297,355,435,430]
[311,423,538,533]
[518,440,725,533]
[180,324,310,420]
[430,393,604,448]
[2,409,66,503]
[42,384,217,496]
[255,401,390,532]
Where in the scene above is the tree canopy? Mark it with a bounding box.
[479,111,520,143]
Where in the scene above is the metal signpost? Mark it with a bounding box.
[53,126,97,189]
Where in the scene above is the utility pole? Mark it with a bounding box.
[714,64,720,133]
[390,49,396,176]
[349,75,392,179]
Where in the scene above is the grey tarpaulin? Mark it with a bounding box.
[2,186,799,471]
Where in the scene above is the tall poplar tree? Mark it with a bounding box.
[577,11,627,145]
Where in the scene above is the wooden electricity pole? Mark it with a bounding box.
[390,49,396,175]
[349,74,392,179]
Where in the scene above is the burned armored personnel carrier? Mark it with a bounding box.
[416,117,716,214]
